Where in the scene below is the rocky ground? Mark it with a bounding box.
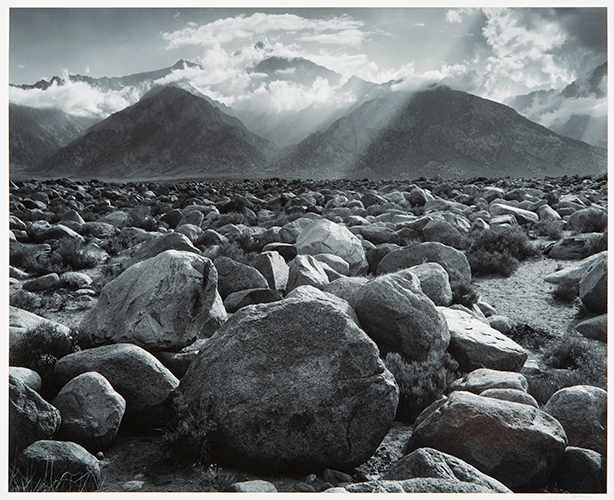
[9,175,607,493]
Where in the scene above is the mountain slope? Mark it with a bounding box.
[276,86,606,179]
[32,86,276,179]
[9,104,101,173]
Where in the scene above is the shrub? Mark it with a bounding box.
[9,324,80,380]
[506,323,556,350]
[464,225,538,277]
[9,463,100,492]
[384,352,460,424]
[216,241,258,267]
[551,281,579,303]
[526,371,594,407]
[51,238,99,271]
[161,392,216,468]
[525,333,607,406]
[451,282,479,308]
[534,220,564,240]
[199,464,242,492]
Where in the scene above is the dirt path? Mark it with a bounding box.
[473,256,590,337]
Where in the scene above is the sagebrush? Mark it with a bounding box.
[384,352,460,424]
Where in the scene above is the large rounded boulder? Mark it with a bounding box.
[544,385,607,455]
[53,343,179,430]
[80,250,226,352]
[405,391,567,491]
[179,298,399,472]
[377,242,471,287]
[52,372,126,452]
[354,271,450,362]
[295,219,368,275]
[9,374,61,462]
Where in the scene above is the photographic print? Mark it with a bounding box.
[7,4,607,494]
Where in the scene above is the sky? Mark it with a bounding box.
[7,5,608,122]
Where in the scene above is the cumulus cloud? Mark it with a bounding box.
[162,12,365,49]
[446,10,463,24]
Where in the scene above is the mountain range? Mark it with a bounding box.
[9,55,608,181]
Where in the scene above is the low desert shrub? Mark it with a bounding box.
[161,392,216,468]
[451,282,479,308]
[506,323,557,350]
[464,225,538,277]
[216,240,258,267]
[199,464,242,492]
[551,281,579,303]
[9,324,80,380]
[384,352,460,424]
[533,220,564,240]
[526,333,607,406]
[50,238,99,271]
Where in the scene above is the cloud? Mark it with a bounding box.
[9,75,141,118]
[162,12,365,49]
[446,10,462,24]
[298,29,365,47]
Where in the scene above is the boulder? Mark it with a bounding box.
[450,368,528,394]
[313,253,350,275]
[286,285,360,327]
[344,478,501,493]
[439,307,527,372]
[354,270,449,362]
[544,385,607,455]
[129,232,200,265]
[489,203,538,225]
[9,374,61,462]
[223,288,283,313]
[15,440,101,491]
[486,315,516,335]
[176,223,203,243]
[9,306,71,354]
[548,232,606,260]
[79,221,119,239]
[579,253,607,313]
[405,391,567,491]
[59,271,94,290]
[214,256,269,300]
[567,207,607,233]
[322,276,369,309]
[97,210,131,228]
[22,273,60,292]
[52,372,126,452]
[377,242,471,287]
[295,219,368,275]
[230,480,277,493]
[544,251,607,287]
[9,367,42,393]
[287,254,330,292]
[421,219,463,248]
[261,242,298,261]
[575,314,607,343]
[53,343,179,430]
[81,250,226,351]
[179,298,399,472]
[408,262,453,306]
[537,204,561,222]
[548,447,606,493]
[479,388,538,408]
[382,447,510,492]
[252,250,289,291]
